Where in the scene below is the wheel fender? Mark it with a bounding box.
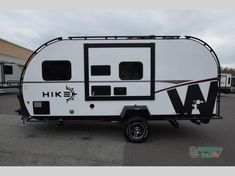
[120,105,150,120]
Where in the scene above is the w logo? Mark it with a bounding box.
[167,81,218,116]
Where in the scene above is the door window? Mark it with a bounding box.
[119,62,143,80]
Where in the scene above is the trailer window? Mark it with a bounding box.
[114,87,127,95]
[91,86,111,96]
[119,62,143,80]
[91,65,111,76]
[42,61,71,80]
[4,65,13,74]
[228,77,231,84]
[232,78,235,86]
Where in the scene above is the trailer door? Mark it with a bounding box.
[84,43,155,101]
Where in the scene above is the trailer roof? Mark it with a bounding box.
[67,35,181,40]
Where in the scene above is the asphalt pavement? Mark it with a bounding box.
[0,89,234,166]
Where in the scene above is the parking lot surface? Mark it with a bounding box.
[0,89,235,166]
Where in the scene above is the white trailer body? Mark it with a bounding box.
[219,73,232,93]
[18,36,221,142]
[0,61,22,88]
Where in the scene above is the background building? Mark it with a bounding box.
[0,38,33,69]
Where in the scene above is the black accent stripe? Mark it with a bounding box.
[156,80,191,84]
[155,77,218,94]
[21,80,191,84]
[27,114,221,122]
[83,43,155,48]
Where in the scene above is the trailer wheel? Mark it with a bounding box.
[200,119,210,124]
[123,117,150,143]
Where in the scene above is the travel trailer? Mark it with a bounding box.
[0,89,5,93]
[0,61,22,88]
[231,76,235,93]
[219,73,232,94]
[17,36,221,142]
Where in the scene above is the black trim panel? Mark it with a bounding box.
[33,101,50,115]
[84,43,155,101]
[114,87,127,95]
[91,65,111,76]
[91,85,111,96]
[27,114,221,122]
[155,77,217,94]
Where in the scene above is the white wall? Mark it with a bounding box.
[0,53,26,67]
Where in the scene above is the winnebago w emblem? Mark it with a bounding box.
[42,86,77,103]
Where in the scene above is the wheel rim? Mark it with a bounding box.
[128,122,146,140]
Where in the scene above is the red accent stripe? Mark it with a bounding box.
[155,77,218,94]
[64,92,71,97]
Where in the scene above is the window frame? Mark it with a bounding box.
[91,65,111,76]
[4,65,13,75]
[114,87,127,95]
[91,85,111,96]
[228,77,231,85]
[42,60,72,81]
[119,61,143,80]
[84,43,155,101]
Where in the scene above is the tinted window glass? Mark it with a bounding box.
[42,61,71,80]
[91,65,110,76]
[232,78,235,86]
[119,62,143,80]
[114,87,127,95]
[91,86,111,96]
[4,65,13,74]
[228,77,231,84]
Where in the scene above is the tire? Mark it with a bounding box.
[123,116,150,143]
[200,119,210,124]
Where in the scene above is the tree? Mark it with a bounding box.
[221,67,235,76]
